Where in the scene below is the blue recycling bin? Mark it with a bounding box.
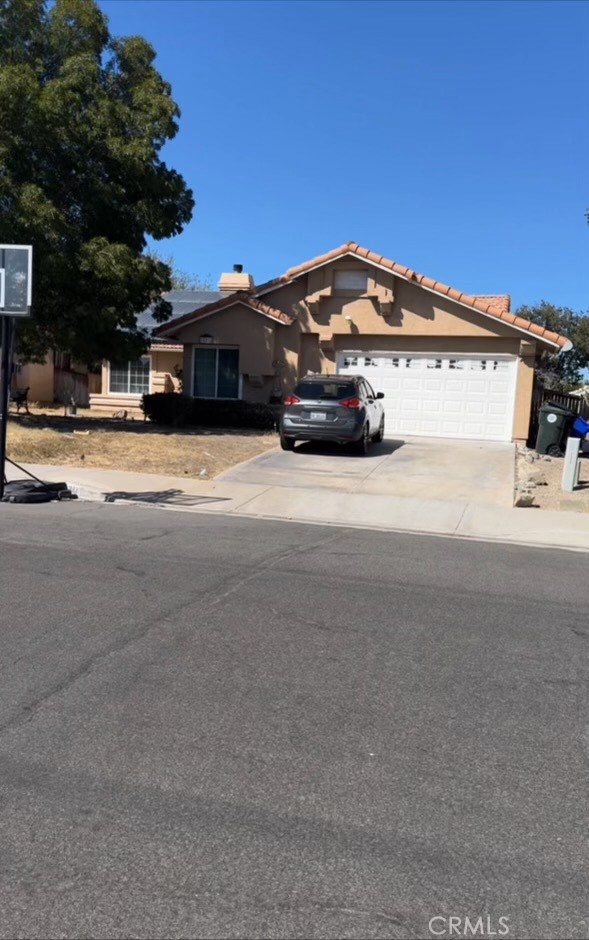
[571,415,589,438]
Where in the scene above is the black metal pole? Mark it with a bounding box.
[0,315,12,500]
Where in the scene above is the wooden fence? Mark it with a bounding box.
[54,368,91,408]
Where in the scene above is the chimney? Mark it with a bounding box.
[218,263,254,294]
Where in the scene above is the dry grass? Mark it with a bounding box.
[516,445,589,512]
[6,412,278,479]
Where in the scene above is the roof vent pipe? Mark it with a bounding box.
[233,264,243,273]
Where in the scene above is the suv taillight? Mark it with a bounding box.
[284,395,300,406]
[340,397,361,409]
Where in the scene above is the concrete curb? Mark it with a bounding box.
[9,463,589,553]
[60,476,589,554]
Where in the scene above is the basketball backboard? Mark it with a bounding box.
[0,244,33,317]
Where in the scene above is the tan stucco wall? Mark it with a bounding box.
[150,349,183,393]
[513,351,536,441]
[15,357,54,403]
[296,278,519,342]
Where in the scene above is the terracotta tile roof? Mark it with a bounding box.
[150,340,183,351]
[473,294,511,314]
[153,291,294,336]
[257,241,570,350]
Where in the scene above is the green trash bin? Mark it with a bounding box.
[535,401,574,456]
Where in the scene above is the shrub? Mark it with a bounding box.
[142,393,277,431]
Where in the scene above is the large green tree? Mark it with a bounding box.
[515,301,589,390]
[0,0,194,364]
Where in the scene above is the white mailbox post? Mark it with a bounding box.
[562,435,581,492]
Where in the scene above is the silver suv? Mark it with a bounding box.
[280,374,385,454]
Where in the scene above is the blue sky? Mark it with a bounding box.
[100,0,588,311]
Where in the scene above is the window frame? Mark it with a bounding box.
[108,356,151,396]
[192,345,241,400]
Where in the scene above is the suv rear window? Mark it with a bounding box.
[294,380,357,400]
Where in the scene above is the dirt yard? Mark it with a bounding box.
[515,443,589,512]
[6,410,278,479]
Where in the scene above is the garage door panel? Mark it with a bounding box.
[464,419,487,433]
[420,421,441,433]
[488,401,510,415]
[398,418,419,432]
[337,352,516,441]
[445,380,467,393]
[439,420,462,434]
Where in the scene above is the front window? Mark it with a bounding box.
[193,347,239,398]
[109,357,150,394]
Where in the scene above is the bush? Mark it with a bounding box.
[142,393,277,431]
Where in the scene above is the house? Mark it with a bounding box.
[88,289,222,415]
[569,384,589,400]
[148,242,570,443]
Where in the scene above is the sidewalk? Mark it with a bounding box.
[8,463,589,552]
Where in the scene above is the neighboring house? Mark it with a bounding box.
[89,290,222,414]
[150,241,570,443]
[569,384,589,400]
[12,353,101,407]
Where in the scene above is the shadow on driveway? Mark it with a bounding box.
[292,439,406,458]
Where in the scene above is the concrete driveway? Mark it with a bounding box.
[219,436,515,506]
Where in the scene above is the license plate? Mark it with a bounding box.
[309,411,326,421]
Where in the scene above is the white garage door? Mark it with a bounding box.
[337,353,517,441]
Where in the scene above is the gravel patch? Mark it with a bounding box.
[515,442,589,512]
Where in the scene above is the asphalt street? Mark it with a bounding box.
[0,502,587,940]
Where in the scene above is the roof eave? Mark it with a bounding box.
[154,295,293,336]
[556,338,574,354]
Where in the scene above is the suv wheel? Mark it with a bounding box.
[355,424,370,455]
[373,416,385,443]
[280,435,295,451]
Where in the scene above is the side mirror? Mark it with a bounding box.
[376,392,385,399]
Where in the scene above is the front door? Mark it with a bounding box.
[193,347,239,399]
